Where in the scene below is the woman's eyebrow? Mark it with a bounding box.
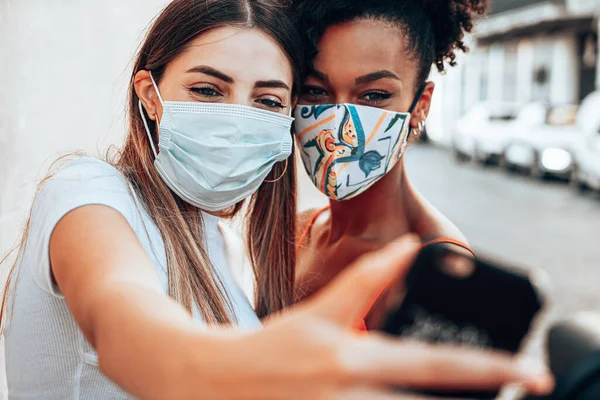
[355,70,401,85]
[310,68,329,83]
[186,65,234,83]
[255,80,290,90]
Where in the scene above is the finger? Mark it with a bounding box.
[307,235,420,327]
[343,337,554,396]
[339,386,463,400]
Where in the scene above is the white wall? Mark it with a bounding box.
[0,0,13,232]
[426,35,479,145]
[517,39,535,104]
[488,43,506,103]
[0,1,170,397]
[550,34,580,105]
[0,1,12,397]
[427,56,467,144]
[566,0,600,14]
[0,1,171,256]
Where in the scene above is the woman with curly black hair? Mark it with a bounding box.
[293,0,484,319]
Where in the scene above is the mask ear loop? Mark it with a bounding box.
[139,101,158,157]
[408,84,426,114]
[265,159,289,183]
[265,105,292,183]
[139,71,165,158]
[149,71,165,106]
[407,84,427,138]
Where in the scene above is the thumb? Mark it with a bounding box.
[306,234,420,327]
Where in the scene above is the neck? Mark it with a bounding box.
[327,164,414,243]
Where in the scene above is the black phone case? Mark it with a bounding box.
[381,244,544,399]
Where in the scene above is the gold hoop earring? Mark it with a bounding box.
[265,159,289,183]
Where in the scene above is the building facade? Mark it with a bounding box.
[427,0,600,144]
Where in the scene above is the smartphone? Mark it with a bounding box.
[379,244,547,399]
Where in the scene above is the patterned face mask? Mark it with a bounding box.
[294,103,412,201]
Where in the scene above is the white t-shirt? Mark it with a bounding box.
[4,157,261,399]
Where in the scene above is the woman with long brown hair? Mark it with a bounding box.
[0,0,554,398]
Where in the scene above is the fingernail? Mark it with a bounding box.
[517,358,546,376]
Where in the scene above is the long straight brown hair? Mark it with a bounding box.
[1,0,303,326]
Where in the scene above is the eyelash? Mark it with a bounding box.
[190,85,222,98]
[190,86,285,110]
[360,91,393,105]
[302,86,393,106]
[256,98,285,110]
[302,86,329,100]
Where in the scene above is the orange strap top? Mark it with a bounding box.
[298,206,475,256]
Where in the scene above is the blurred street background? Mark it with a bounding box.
[2,0,600,398]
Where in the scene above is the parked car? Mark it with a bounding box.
[570,91,600,191]
[501,102,548,170]
[451,102,519,164]
[502,104,580,179]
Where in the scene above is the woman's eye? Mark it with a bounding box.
[257,98,285,110]
[361,91,392,103]
[190,86,222,98]
[301,86,329,100]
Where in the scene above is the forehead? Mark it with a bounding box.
[166,26,293,83]
[312,19,417,82]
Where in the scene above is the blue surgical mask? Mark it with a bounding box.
[139,72,294,212]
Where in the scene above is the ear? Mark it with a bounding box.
[410,81,435,129]
[134,70,162,122]
[291,95,298,110]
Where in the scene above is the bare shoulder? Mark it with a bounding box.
[296,207,329,244]
[423,202,469,244]
[409,184,469,245]
[298,208,319,229]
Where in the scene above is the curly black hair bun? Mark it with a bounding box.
[292,0,489,87]
[420,0,488,71]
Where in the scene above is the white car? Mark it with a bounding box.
[503,105,580,179]
[451,102,519,164]
[570,91,600,191]
[502,102,548,169]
